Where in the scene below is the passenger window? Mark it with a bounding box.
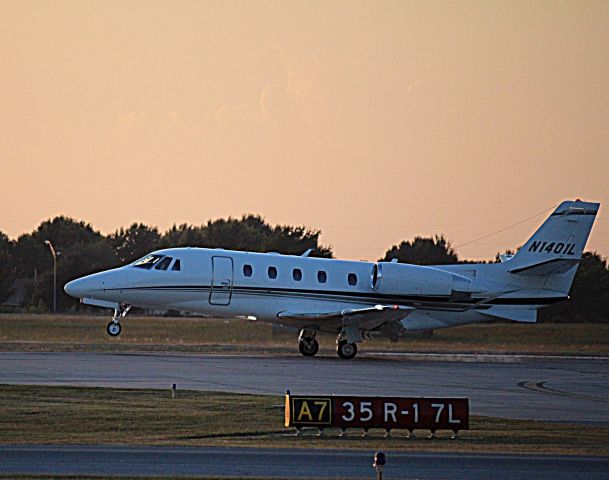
[155,257,173,271]
[243,264,253,277]
[268,266,277,279]
[317,270,327,283]
[348,273,358,286]
[171,259,181,271]
[292,268,302,281]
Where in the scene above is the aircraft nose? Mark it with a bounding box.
[64,278,88,298]
[64,271,115,299]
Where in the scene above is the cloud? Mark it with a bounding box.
[259,83,277,121]
[407,79,421,94]
[266,38,326,127]
[213,39,327,128]
[112,111,145,135]
[214,82,279,127]
[214,103,259,128]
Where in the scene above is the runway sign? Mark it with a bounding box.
[285,394,468,433]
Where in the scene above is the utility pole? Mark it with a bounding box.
[44,240,57,314]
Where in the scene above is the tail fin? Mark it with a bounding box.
[507,200,599,288]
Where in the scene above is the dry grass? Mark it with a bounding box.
[0,313,608,355]
[1,384,608,456]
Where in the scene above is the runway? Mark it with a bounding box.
[1,352,608,425]
[1,445,608,479]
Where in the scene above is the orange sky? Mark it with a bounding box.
[1,0,608,261]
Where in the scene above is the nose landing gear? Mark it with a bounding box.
[106,321,122,336]
[106,302,131,337]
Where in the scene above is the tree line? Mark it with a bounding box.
[379,235,609,323]
[0,215,331,312]
[0,218,607,322]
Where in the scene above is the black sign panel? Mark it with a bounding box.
[285,395,468,432]
[286,397,333,426]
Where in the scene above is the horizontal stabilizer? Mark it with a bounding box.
[508,258,581,276]
[480,306,537,323]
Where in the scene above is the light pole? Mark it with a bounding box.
[44,240,57,314]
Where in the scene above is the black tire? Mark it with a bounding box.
[106,321,121,337]
[336,340,357,359]
[298,338,319,356]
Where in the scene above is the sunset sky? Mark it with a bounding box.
[1,0,608,261]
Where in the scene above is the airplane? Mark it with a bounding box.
[64,200,599,359]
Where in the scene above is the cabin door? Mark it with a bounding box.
[209,256,233,306]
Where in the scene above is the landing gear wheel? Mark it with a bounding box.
[106,321,121,337]
[336,340,357,359]
[298,338,319,357]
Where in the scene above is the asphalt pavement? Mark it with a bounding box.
[1,351,608,425]
[1,445,608,479]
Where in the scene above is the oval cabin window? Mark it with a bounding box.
[268,266,277,279]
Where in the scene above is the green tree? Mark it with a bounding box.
[160,214,333,257]
[29,238,119,312]
[110,223,161,263]
[540,252,609,323]
[380,235,458,265]
[160,223,204,248]
[13,216,119,311]
[266,224,333,258]
[197,215,269,251]
[13,216,103,278]
[0,232,16,303]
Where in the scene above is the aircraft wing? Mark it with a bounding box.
[277,304,414,340]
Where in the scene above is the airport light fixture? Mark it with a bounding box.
[373,451,386,480]
[44,240,58,314]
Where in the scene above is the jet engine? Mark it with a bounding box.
[371,262,463,297]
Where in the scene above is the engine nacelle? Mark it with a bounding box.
[371,262,458,297]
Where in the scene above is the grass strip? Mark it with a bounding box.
[1,384,608,456]
[1,314,608,355]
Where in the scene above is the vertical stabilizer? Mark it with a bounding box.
[508,200,599,279]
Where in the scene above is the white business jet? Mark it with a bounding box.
[65,200,598,359]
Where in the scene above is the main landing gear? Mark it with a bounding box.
[335,329,359,359]
[296,329,359,359]
[336,340,358,360]
[106,302,131,337]
[298,330,319,357]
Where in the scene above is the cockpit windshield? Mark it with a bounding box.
[155,257,172,271]
[132,254,164,269]
[132,254,181,271]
